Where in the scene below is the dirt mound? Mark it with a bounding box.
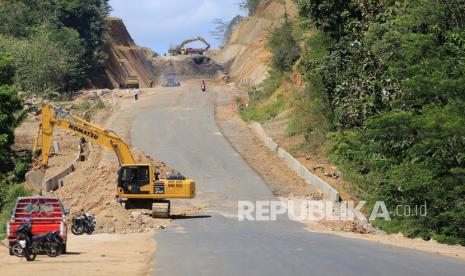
[216,0,297,84]
[90,17,157,89]
[150,55,224,81]
[51,147,199,234]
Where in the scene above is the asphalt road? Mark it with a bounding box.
[131,84,465,276]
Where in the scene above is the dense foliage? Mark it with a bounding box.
[0,51,30,239]
[0,0,110,96]
[292,0,465,244]
[240,0,465,245]
[0,0,110,238]
[268,20,300,73]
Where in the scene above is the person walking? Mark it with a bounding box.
[201,80,206,92]
[133,88,140,100]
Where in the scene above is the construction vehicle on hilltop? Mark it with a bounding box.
[168,36,210,56]
[32,104,196,218]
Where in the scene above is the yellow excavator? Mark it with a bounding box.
[32,104,195,218]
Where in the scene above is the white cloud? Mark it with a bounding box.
[109,0,245,54]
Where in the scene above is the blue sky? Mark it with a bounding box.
[109,0,245,54]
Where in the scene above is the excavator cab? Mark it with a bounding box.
[117,164,196,218]
[117,165,151,194]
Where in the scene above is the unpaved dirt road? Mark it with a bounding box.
[128,83,465,276]
[0,232,154,276]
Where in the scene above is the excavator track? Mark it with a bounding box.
[152,200,171,219]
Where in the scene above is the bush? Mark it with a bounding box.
[0,51,15,85]
[0,184,29,240]
[0,25,84,95]
[268,20,300,73]
[0,47,30,240]
[0,0,110,95]
[240,71,287,122]
[294,0,465,244]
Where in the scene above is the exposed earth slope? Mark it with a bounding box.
[91,17,158,89]
[216,0,297,84]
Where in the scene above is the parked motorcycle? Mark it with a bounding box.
[71,213,96,235]
[13,223,64,261]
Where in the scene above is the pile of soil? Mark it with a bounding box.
[50,147,201,234]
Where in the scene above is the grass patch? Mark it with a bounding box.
[240,71,287,122]
[0,184,30,239]
[70,100,106,113]
[241,94,286,122]
[286,114,300,136]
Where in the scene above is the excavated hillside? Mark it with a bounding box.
[216,0,297,85]
[91,17,158,89]
[150,55,224,81]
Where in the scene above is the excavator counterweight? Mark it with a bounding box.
[33,104,195,218]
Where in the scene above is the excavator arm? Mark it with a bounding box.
[33,104,135,166]
[179,36,210,51]
[169,36,211,55]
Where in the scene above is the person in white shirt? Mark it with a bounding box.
[133,89,140,100]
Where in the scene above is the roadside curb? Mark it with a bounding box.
[249,122,340,202]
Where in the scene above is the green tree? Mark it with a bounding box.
[0,0,110,94]
[0,50,29,240]
[57,0,110,74]
[0,85,22,173]
[0,25,84,95]
[268,20,300,73]
[294,0,465,244]
[0,51,15,85]
[0,49,23,174]
[296,0,362,40]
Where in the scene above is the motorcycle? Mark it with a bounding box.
[13,223,64,261]
[71,213,96,235]
[201,81,206,92]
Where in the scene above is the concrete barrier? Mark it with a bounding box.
[43,164,75,192]
[250,122,340,202]
[250,123,279,152]
[39,136,86,192]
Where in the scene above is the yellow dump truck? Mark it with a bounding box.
[125,76,139,88]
